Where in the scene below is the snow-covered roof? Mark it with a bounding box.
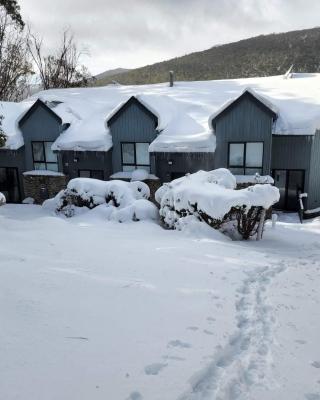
[209,87,278,127]
[0,102,30,150]
[2,73,320,152]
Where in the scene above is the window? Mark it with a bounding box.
[121,142,150,172]
[78,170,104,180]
[228,142,263,175]
[32,141,58,171]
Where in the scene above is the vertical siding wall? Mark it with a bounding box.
[61,150,113,180]
[306,131,320,210]
[154,152,215,181]
[271,135,313,170]
[19,103,62,171]
[108,100,158,173]
[213,94,274,174]
[271,135,313,208]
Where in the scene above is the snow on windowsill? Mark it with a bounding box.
[110,171,159,181]
[23,170,65,177]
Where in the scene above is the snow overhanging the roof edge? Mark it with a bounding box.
[2,73,320,152]
[0,102,30,150]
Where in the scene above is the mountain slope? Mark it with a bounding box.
[95,68,130,81]
[95,27,320,86]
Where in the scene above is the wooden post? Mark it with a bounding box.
[256,208,266,241]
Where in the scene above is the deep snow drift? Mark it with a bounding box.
[0,205,320,400]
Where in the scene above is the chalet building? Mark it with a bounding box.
[1,73,320,215]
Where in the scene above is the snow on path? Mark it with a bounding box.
[0,206,320,400]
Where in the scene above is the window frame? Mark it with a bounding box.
[31,141,58,171]
[121,141,150,171]
[228,141,264,175]
[78,169,104,180]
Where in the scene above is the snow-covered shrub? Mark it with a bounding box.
[43,178,158,222]
[0,192,6,206]
[155,169,280,240]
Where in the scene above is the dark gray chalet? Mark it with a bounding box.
[1,73,320,216]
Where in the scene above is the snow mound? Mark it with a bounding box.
[22,197,35,205]
[131,169,149,182]
[43,178,157,222]
[0,192,6,206]
[156,169,280,239]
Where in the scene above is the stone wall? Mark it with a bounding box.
[23,173,67,204]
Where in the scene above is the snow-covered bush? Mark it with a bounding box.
[155,169,280,240]
[0,192,6,206]
[43,178,158,222]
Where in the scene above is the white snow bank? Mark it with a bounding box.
[0,192,6,206]
[23,170,65,177]
[43,178,158,222]
[156,169,279,238]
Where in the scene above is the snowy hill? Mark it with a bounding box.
[95,27,320,85]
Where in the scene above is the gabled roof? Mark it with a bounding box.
[209,88,278,129]
[2,73,320,152]
[106,96,158,127]
[18,98,62,127]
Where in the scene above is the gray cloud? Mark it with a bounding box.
[19,0,320,74]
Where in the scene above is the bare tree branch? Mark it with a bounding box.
[28,28,92,90]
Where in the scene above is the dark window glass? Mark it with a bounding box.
[44,142,57,163]
[91,170,104,180]
[121,142,150,172]
[136,143,149,165]
[246,143,263,167]
[32,142,45,162]
[0,167,20,203]
[229,143,244,166]
[122,143,135,164]
[79,170,91,178]
[228,142,263,175]
[32,141,58,171]
[79,170,104,180]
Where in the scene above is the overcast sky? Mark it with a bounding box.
[19,0,320,75]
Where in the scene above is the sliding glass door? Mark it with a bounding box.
[0,167,20,203]
[273,169,304,211]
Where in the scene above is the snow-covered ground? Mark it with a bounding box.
[0,205,319,400]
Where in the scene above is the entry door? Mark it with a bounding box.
[273,170,286,209]
[287,170,304,211]
[273,169,304,211]
[0,167,20,203]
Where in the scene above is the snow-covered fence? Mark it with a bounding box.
[43,178,159,223]
[155,169,280,240]
[0,192,6,206]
